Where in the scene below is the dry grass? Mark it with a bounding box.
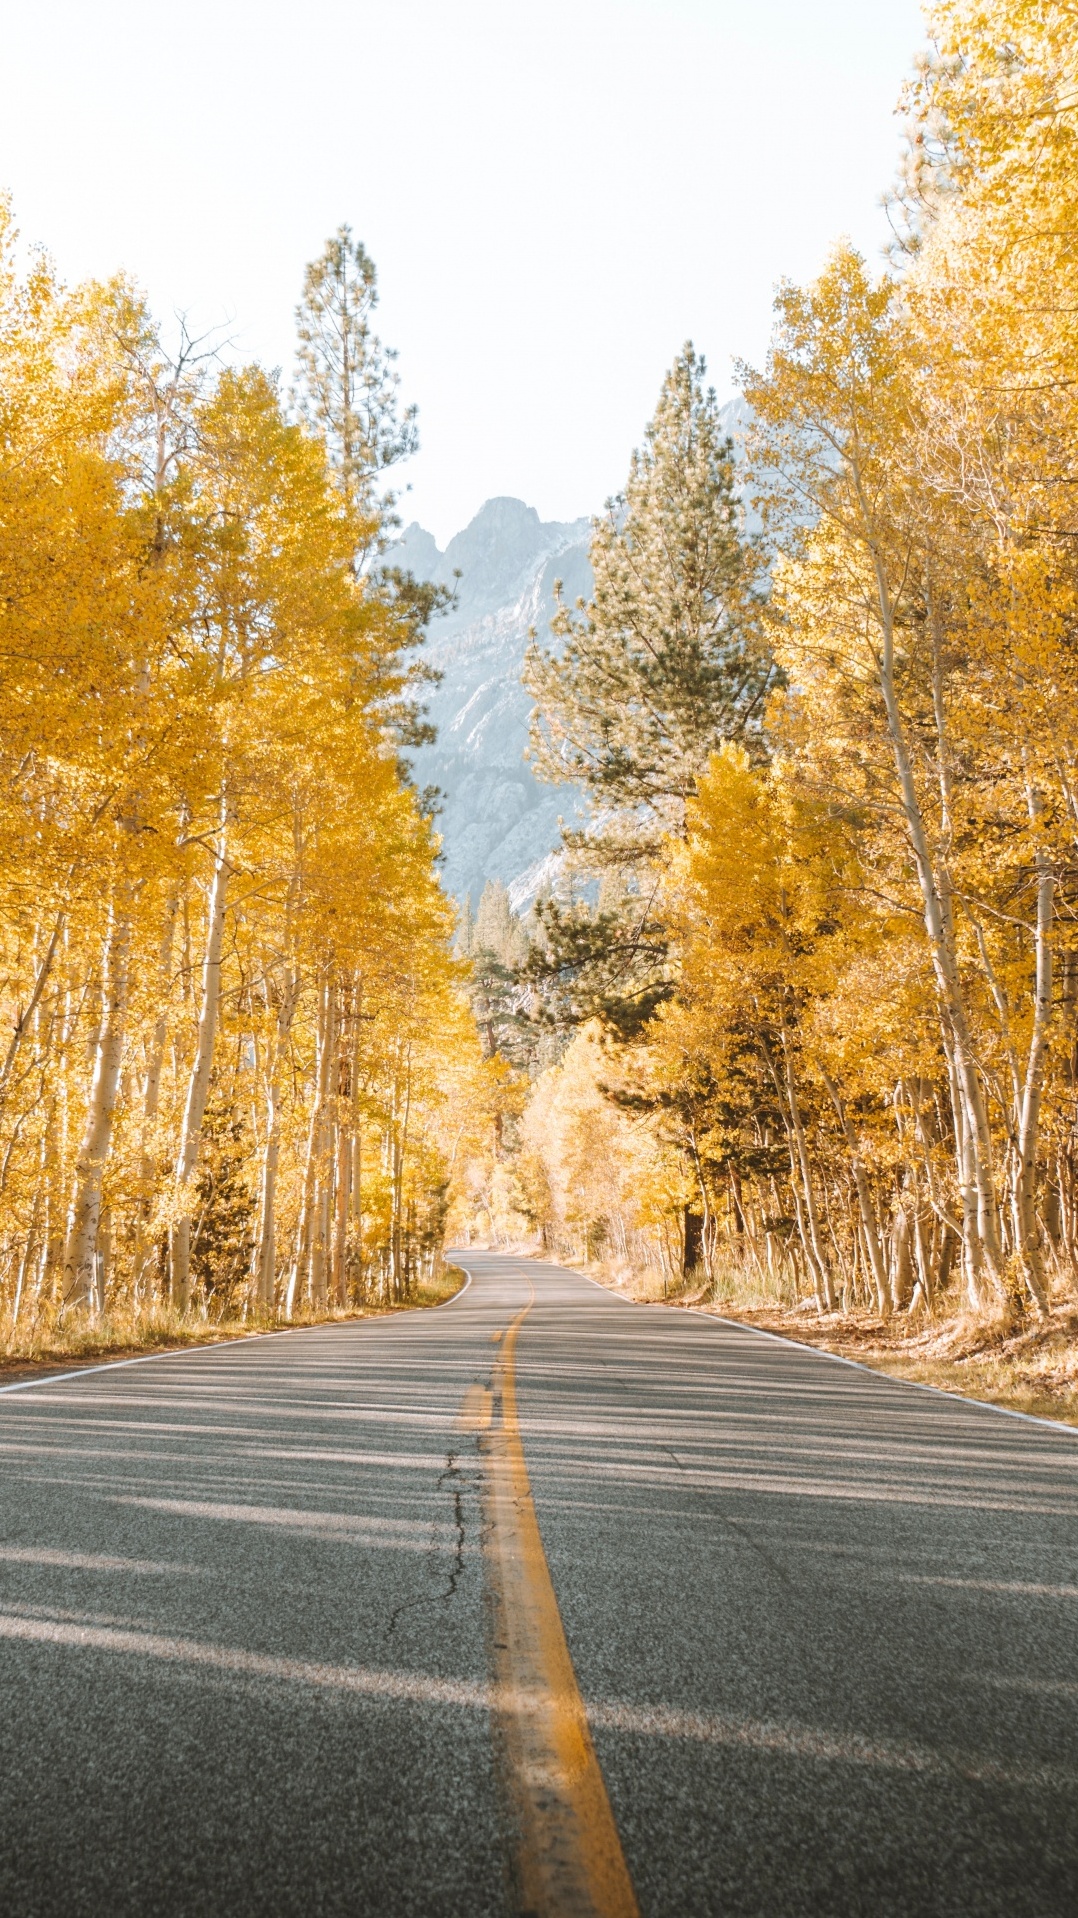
[467,1242,1078,1430]
[703,1298,1078,1429]
[0,1263,467,1385]
[578,1255,1078,1429]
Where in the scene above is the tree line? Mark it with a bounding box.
[482,0,1078,1324]
[0,215,488,1339]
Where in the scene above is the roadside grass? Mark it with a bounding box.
[571,1252,1078,1430]
[0,1261,468,1383]
[707,1299,1078,1429]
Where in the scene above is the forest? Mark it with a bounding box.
[0,217,505,1354]
[452,0,1078,1408]
[3,0,1078,1412]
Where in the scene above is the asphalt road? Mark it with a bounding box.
[1,1252,1077,1916]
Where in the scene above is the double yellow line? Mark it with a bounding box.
[480,1288,640,1918]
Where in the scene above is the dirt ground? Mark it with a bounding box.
[681,1296,1078,1430]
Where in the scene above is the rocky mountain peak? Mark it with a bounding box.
[394,397,745,912]
[391,497,592,910]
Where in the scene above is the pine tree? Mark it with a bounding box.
[293,225,419,546]
[190,1084,255,1311]
[454,895,475,959]
[521,346,773,1037]
[469,881,533,1064]
[293,226,446,761]
[474,881,528,968]
[524,343,775,844]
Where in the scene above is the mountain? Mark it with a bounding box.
[393,400,748,911]
[393,497,592,910]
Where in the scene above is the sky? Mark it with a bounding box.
[2,0,925,546]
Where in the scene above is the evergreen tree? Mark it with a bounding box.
[293,224,419,545]
[474,880,529,969]
[524,343,776,844]
[467,881,536,1066]
[522,346,774,1037]
[294,226,446,761]
[190,1084,255,1311]
[522,888,671,1040]
[454,894,475,959]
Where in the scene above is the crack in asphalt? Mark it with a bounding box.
[385,1449,468,1637]
[661,1442,798,1592]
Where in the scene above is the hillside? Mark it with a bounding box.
[396,399,749,909]
[394,497,591,908]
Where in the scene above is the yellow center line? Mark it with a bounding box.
[457,1384,493,1432]
[482,1285,640,1917]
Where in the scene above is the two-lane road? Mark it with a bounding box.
[1,1253,1077,1914]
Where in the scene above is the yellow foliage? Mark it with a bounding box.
[0,201,482,1341]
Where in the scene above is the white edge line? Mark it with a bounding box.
[523,1254,1078,1442]
[576,1270,639,1305]
[0,1267,475,1397]
[0,1325,301,1397]
[426,1267,472,1310]
[694,1308,1078,1440]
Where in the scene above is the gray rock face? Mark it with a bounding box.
[393,497,592,910]
[394,402,747,912]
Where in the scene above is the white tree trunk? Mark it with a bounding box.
[309,982,337,1310]
[1013,816,1054,1314]
[253,971,298,1311]
[853,470,1004,1291]
[63,903,132,1311]
[0,911,65,1117]
[133,889,179,1289]
[778,1031,834,1310]
[822,1068,889,1312]
[287,973,334,1316]
[171,813,229,1309]
[255,1096,280,1308]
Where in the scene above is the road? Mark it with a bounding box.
[1,1252,1077,1916]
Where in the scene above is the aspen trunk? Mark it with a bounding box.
[96,1208,112,1316]
[63,904,132,1311]
[133,889,179,1289]
[310,980,337,1309]
[859,486,1005,1294]
[911,1206,934,1312]
[389,1046,412,1300]
[171,814,228,1309]
[880,632,1004,1285]
[332,1117,350,1305]
[890,1206,914,1310]
[940,1018,985,1307]
[390,1135,404,1299]
[254,974,298,1311]
[0,911,65,1117]
[255,1071,281,1309]
[12,1138,46,1327]
[287,974,335,1315]
[1013,819,1054,1315]
[310,1169,330,1308]
[286,1090,319,1318]
[349,976,364,1291]
[779,1032,834,1311]
[759,1029,829,1309]
[822,1068,889,1313]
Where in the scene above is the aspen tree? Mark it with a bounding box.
[0,206,479,1339]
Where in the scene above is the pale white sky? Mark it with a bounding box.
[2,0,924,545]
